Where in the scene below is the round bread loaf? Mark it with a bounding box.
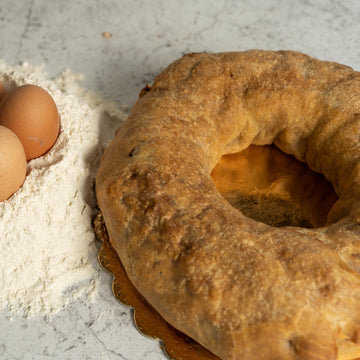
[96,50,360,360]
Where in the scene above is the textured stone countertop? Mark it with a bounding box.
[1,1,360,359]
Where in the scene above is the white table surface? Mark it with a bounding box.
[1,1,360,359]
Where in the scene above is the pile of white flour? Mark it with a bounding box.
[0,61,126,317]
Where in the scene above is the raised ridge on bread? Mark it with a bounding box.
[96,50,360,360]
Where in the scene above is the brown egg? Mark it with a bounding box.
[0,84,60,160]
[0,125,27,201]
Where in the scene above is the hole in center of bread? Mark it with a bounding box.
[211,145,338,228]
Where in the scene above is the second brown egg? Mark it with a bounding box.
[0,84,60,161]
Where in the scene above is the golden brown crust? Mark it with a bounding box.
[96,50,360,360]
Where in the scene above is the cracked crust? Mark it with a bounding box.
[96,50,360,360]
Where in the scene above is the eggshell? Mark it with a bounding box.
[0,125,27,201]
[0,84,60,160]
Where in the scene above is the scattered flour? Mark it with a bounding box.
[0,61,127,317]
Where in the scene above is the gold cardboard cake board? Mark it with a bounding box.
[211,145,338,228]
[95,213,220,360]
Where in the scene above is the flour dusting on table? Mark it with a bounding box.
[0,61,126,317]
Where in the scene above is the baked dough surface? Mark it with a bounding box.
[96,51,360,360]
